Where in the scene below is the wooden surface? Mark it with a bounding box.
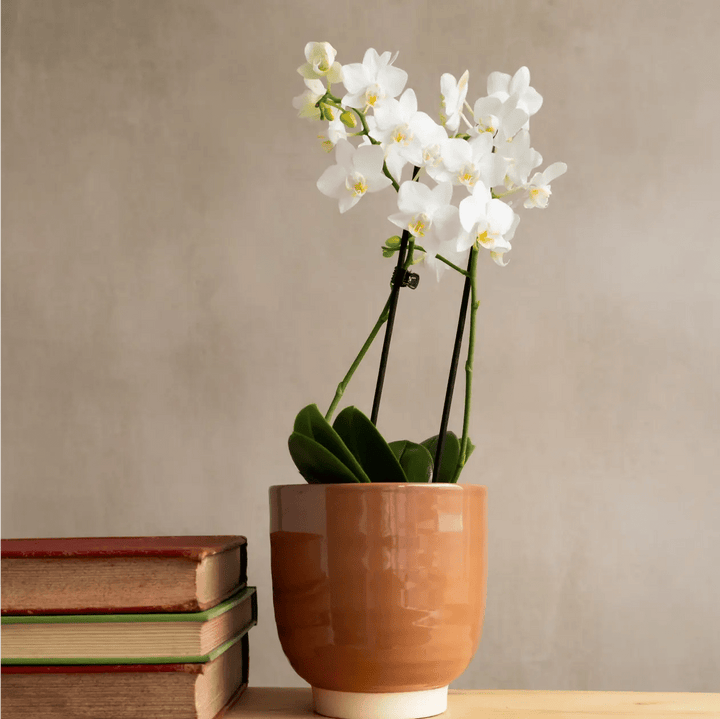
[227,687,720,718]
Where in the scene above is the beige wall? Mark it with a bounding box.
[2,0,719,692]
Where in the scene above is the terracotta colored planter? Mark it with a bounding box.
[269,483,487,719]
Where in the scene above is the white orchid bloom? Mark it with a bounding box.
[439,70,469,134]
[523,162,567,209]
[298,42,343,83]
[317,115,349,152]
[487,66,543,118]
[413,113,450,176]
[370,89,433,183]
[458,182,517,256]
[341,48,408,111]
[496,129,543,188]
[431,133,507,191]
[412,114,456,186]
[317,140,392,213]
[389,181,466,282]
[389,180,462,244]
[471,92,529,144]
[292,78,326,121]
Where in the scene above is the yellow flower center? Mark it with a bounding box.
[365,84,382,107]
[392,124,412,146]
[476,231,493,248]
[423,144,442,168]
[409,213,431,237]
[529,186,550,207]
[477,114,497,134]
[346,172,367,197]
[458,165,479,188]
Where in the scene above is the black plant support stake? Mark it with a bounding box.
[431,251,474,482]
[370,228,411,425]
[370,166,420,426]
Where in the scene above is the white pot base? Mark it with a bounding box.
[312,685,449,719]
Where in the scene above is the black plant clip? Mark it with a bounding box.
[391,267,420,290]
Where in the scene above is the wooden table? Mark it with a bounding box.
[227,687,720,718]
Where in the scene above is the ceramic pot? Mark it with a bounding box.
[269,483,487,719]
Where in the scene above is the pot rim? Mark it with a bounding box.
[269,482,487,491]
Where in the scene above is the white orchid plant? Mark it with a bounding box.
[289,42,566,485]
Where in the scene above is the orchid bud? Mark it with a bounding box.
[340,111,357,128]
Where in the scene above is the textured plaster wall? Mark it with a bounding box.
[2,0,719,692]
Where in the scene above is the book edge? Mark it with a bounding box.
[1,621,256,667]
[1,587,255,624]
[1,536,247,560]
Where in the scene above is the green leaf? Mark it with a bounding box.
[293,404,370,483]
[288,433,363,484]
[333,406,407,483]
[389,440,433,483]
[388,439,406,461]
[421,431,461,484]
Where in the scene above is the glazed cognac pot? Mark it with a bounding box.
[269,483,487,719]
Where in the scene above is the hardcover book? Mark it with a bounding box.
[1,535,247,615]
[2,586,257,664]
[1,630,250,719]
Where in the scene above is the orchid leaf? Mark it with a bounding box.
[389,440,433,483]
[288,433,363,484]
[333,406,407,483]
[293,404,370,483]
[421,431,461,483]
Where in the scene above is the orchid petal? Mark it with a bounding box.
[317,165,347,198]
[542,162,568,183]
[487,71,510,96]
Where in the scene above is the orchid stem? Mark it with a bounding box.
[325,296,391,422]
[325,233,417,423]
[413,246,469,276]
[453,245,479,482]
[432,249,474,482]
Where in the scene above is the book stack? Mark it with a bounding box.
[1,536,257,719]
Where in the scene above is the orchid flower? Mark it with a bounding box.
[439,70,469,134]
[389,181,467,282]
[341,48,408,111]
[487,66,543,118]
[496,129,543,188]
[389,181,462,245]
[431,133,507,191]
[293,79,326,121]
[472,93,529,144]
[370,89,434,183]
[317,114,349,152]
[523,162,568,209]
[414,114,450,178]
[317,140,392,213]
[298,42,343,83]
[458,181,517,255]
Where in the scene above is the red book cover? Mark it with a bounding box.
[2,536,248,615]
[1,535,246,559]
